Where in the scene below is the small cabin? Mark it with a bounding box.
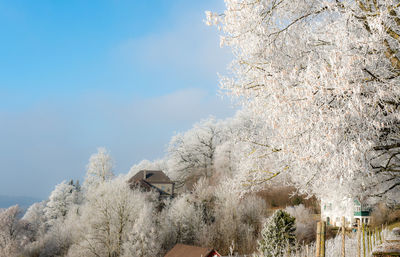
[164,244,221,257]
[128,170,175,197]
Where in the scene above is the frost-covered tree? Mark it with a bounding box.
[23,200,47,238]
[258,210,296,257]
[160,194,204,250]
[84,147,114,189]
[206,183,267,254]
[43,180,80,227]
[285,204,315,243]
[0,205,27,256]
[167,117,225,189]
[122,203,160,257]
[71,178,154,257]
[207,0,400,202]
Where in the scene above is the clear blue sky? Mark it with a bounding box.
[0,0,234,199]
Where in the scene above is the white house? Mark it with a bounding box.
[321,198,372,228]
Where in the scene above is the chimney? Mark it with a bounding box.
[143,171,146,180]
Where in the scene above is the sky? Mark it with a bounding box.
[0,0,235,199]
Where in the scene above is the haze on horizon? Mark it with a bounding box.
[0,0,235,200]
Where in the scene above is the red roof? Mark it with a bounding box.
[164,244,221,257]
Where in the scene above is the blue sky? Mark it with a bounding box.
[0,0,235,199]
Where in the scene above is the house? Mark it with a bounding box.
[321,198,372,228]
[128,170,174,197]
[353,199,372,225]
[164,244,221,257]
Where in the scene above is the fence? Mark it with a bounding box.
[289,218,393,257]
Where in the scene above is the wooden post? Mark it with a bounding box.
[321,221,326,257]
[316,222,321,257]
[341,216,345,257]
[369,228,372,253]
[362,223,366,257]
[357,220,361,257]
[367,227,370,255]
[306,244,309,257]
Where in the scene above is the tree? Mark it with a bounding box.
[0,205,27,256]
[71,178,153,257]
[43,180,80,227]
[84,147,114,189]
[285,204,315,243]
[160,194,204,250]
[23,200,47,238]
[167,117,225,189]
[122,203,160,257]
[207,0,400,202]
[258,210,296,257]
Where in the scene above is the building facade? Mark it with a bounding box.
[321,198,372,228]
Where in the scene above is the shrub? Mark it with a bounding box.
[258,210,296,257]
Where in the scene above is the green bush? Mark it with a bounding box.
[258,210,296,257]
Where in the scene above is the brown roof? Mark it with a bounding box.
[130,179,171,196]
[164,244,217,257]
[128,170,173,184]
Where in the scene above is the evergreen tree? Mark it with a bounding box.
[258,210,296,257]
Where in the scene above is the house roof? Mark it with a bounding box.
[130,179,171,196]
[164,244,218,257]
[128,170,173,184]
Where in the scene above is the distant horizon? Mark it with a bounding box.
[0,194,43,209]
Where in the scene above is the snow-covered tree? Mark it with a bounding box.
[71,178,153,257]
[0,205,26,256]
[43,180,80,227]
[84,147,114,189]
[160,194,204,250]
[23,200,47,238]
[285,204,315,243]
[208,183,267,254]
[122,203,160,257]
[258,210,296,257]
[167,117,225,189]
[207,0,400,202]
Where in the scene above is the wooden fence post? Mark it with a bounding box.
[369,228,373,253]
[357,220,361,257]
[367,227,370,255]
[341,216,345,257]
[362,222,366,257]
[306,244,309,257]
[321,221,326,257]
[316,222,321,257]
